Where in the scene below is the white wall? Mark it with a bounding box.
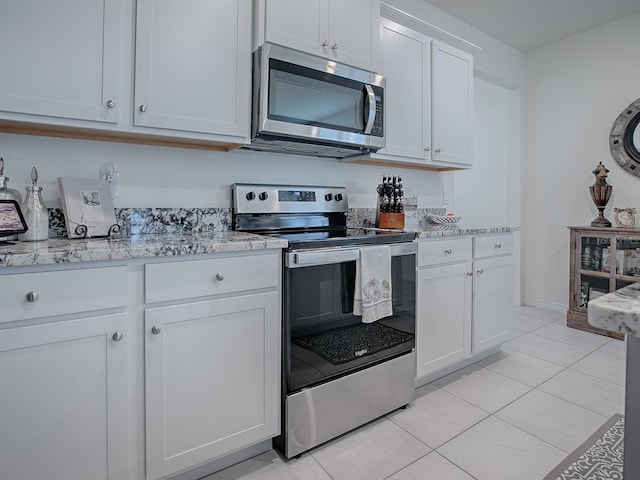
[523,13,640,310]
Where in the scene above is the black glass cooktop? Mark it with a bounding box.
[273,227,416,250]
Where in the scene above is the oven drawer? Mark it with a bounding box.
[418,238,472,267]
[0,265,128,323]
[145,253,279,304]
[474,234,513,258]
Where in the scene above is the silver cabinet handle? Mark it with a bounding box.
[25,291,39,303]
[322,40,329,47]
[332,43,339,50]
[477,269,484,275]
[466,272,473,277]
[425,146,431,152]
[435,148,441,153]
[106,99,116,108]
[444,249,452,255]
[139,104,148,113]
[151,325,161,335]
[112,331,124,342]
[495,243,502,248]
[215,272,225,281]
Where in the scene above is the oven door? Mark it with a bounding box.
[253,43,385,150]
[283,243,416,394]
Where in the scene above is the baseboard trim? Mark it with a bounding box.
[415,346,501,388]
[522,297,567,313]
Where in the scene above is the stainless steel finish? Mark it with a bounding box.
[139,104,148,112]
[363,84,376,135]
[283,351,416,458]
[331,43,339,50]
[25,291,39,303]
[151,325,161,335]
[445,249,452,255]
[286,242,417,268]
[247,43,386,157]
[233,183,348,214]
[215,272,225,281]
[106,100,116,108]
[112,331,124,342]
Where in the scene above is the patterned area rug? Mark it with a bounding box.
[544,413,624,480]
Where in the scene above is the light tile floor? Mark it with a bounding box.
[204,306,626,480]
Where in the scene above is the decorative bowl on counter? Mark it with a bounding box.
[427,214,462,225]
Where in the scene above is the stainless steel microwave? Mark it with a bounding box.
[244,43,386,159]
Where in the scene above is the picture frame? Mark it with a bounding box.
[58,177,117,239]
[0,199,28,241]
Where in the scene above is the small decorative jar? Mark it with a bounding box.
[19,167,49,242]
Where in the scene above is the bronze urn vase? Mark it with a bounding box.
[589,162,613,227]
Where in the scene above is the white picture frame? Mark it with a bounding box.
[58,177,117,238]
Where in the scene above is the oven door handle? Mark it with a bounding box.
[286,243,416,268]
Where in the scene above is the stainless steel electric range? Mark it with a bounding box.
[232,184,416,458]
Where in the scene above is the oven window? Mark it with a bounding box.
[285,255,415,393]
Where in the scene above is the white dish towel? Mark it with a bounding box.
[353,245,393,323]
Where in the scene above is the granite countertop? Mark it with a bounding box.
[588,282,640,337]
[412,225,519,238]
[0,231,288,268]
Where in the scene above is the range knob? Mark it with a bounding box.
[245,191,256,201]
[324,193,333,201]
[334,193,343,202]
[258,191,269,201]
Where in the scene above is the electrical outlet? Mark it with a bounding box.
[99,162,120,199]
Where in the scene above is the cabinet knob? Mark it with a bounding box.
[106,99,116,108]
[466,272,473,277]
[444,249,452,255]
[215,272,225,281]
[495,243,502,249]
[477,269,484,275]
[151,325,161,335]
[425,146,431,152]
[139,104,148,113]
[435,148,441,154]
[112,331,124,342]
[331,43,339,50]
[25,291,39,303]
[322,40,329,47]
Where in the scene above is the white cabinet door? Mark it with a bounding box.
[0,0,122,124]
[373,18,430,163]
[264,0,325,58]
[416,262,472,378]
[326,0,379,71]
[0,313,129,480]
[134,0,251,138]
[472,255,513,352]
[263,0,379,71]
[431,40,473,167]
[145,292,280,480]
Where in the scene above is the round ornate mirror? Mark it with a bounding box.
[610,97,640,176]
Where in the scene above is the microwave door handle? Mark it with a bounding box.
[363,84,376,134]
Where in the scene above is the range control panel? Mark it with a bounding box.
[233,184,348,214]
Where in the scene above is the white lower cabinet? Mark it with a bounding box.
[0,313,129,480]
[144,254,281,480]
[416,234,512,379]
[416,261,472,377]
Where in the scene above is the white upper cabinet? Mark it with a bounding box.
[373,18,431,163]
[0,0,122,125]
[260,0,380,71]
[134,0,251,140]
[431,40,474,167]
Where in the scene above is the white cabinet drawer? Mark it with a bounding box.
[145,253,279,304]
[0,266,128,323]
[417,238,472,267]
[473,234,513,258]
